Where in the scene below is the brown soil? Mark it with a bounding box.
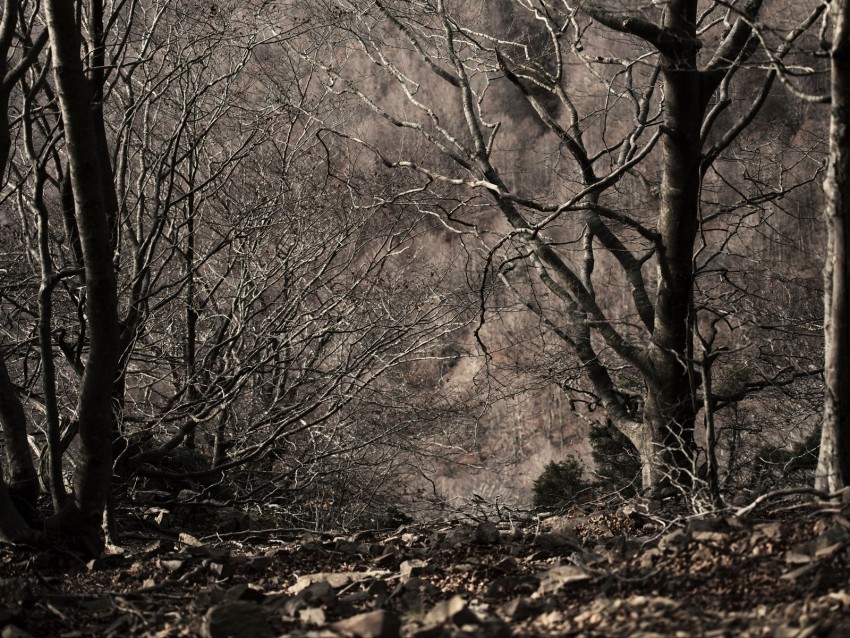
[1,494,849,637]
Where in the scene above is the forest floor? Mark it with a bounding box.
[2,492,850,637]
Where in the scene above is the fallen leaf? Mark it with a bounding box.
[536,566,591,595]
[333,610,401,638]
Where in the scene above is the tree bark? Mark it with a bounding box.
[0,0,18,183]
[35,175,69,512]
[0,468,36,544]
[0,357,38,520]
[817,0,850,493]
[44,0,120,540]
[639,2,704,490]
[88,0,120,251]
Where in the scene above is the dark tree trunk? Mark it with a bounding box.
[45,0,120,542]
[34,173,69,512]
[0,468,36,544]
[0,357,38,521]
[638,2,705,490]
[88,0,120,251]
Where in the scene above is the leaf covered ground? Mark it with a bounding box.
[2,494,850,637]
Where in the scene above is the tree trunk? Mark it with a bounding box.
[637,2,705,491]
[817,0,850,494]
[0,357,38,521]
[35,173,69,512]
[88,0,120,251]
[44,0,120,541]
[0,468,36,544]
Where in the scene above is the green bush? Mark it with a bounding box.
[532,423,641,510]
[532,458,593,510]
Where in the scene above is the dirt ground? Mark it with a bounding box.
[2,493,850,637]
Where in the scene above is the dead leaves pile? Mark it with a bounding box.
[1,497,850,637]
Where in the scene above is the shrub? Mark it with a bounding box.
[532,423,641,510]
[532,458,593,510]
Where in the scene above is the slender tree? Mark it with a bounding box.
[817,0,850,493]
[0,0,50,541]
[0,0,468,544]
[44,0,120,539]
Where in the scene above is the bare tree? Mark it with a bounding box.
[297,0,827,493]
[0,0,472,544]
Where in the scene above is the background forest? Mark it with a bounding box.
[0,0,845,549]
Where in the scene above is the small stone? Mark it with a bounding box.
[299,607,327,626]
[202,601,274,638]
[333,610,401,638]
[159,558,184,572]
[475,521,500,545]
[399,559,429,580]
[225,584,265,603]
[502,597,543,621]
[2,625,34,638]
[532,530,581,550]
[424,596,480,627]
